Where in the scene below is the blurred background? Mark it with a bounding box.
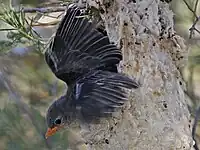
[0,0,200,149]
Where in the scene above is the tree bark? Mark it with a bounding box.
[73,0,194,149]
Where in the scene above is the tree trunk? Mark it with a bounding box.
[73,0,194,149]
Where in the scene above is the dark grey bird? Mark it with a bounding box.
[44,5,139,138]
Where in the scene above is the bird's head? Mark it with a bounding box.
[45,100,66,139]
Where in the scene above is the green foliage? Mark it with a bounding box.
[0,3,45,54]
[0,102,44,150]
[0,1,71,149]
[0,40,17,53]
[0,101,69,150]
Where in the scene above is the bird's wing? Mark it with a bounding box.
[70,70,139,122]
[45,5,122,84]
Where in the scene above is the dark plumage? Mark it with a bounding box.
[44,4,140,138]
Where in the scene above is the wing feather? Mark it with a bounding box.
[70,70,140,121]
[45,6,122,84]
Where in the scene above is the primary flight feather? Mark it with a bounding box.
[44,5,140,138]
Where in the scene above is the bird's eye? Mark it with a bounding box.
[54,118,61,125]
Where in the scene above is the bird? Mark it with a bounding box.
[44,4,140,139]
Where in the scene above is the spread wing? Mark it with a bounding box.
[70,70,140,122]
[45,5,122,84]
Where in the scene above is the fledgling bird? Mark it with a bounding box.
[44,5,140,139]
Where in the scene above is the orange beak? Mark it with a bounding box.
[45,125,65,139]
[45,126,58,139]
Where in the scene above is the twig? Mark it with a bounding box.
[194,0,199,20]
[189,16,200,39]
[182,0,198,19]
[0,28,17,31]
[15,3,86,14]
[19,7,67,13]
[182,0,200,39]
